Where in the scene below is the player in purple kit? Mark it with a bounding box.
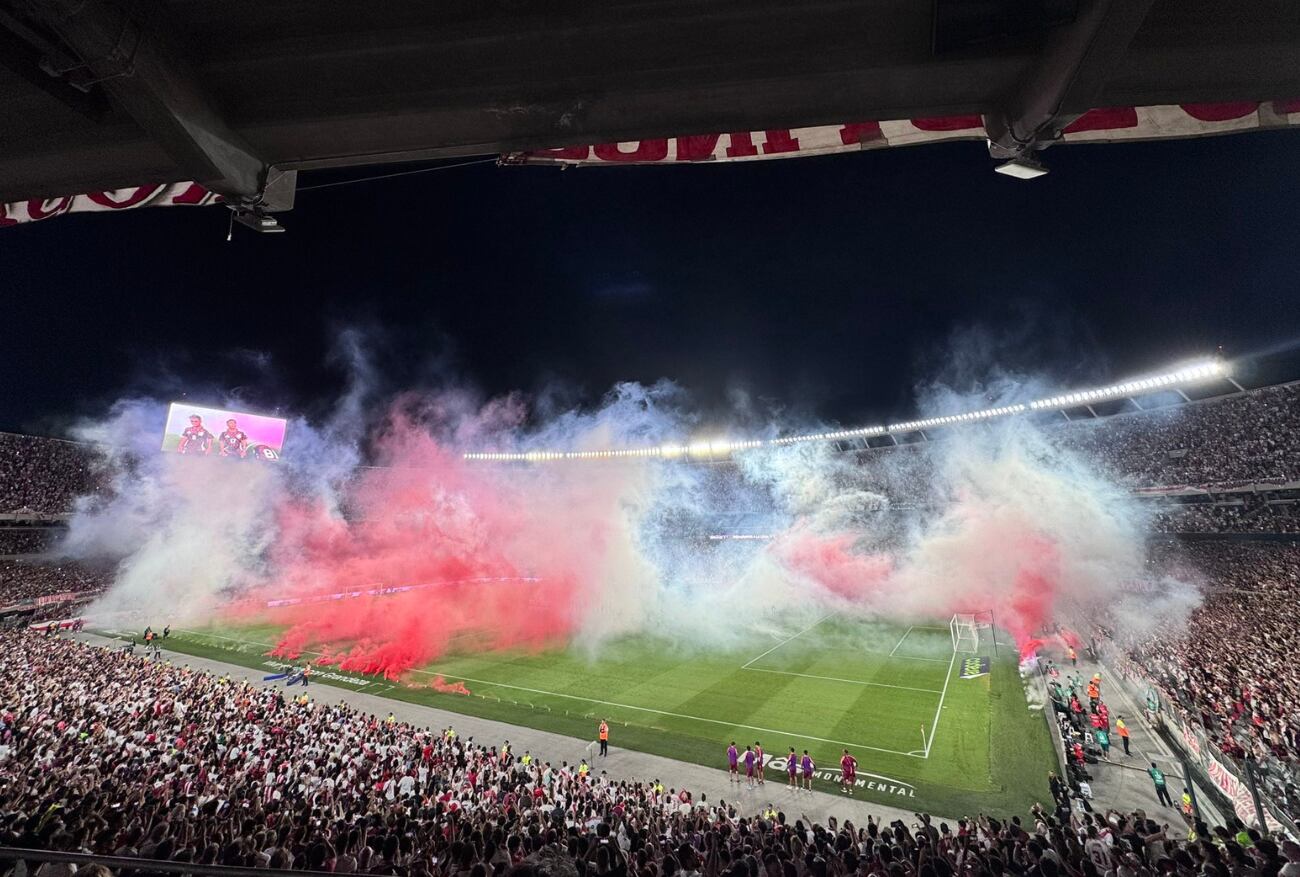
[786,747,798,789]
[177,415,214,455]
[743,745,756,788]
[800,749,815,791]
[727,741,739,783]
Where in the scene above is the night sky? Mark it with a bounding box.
[3,131,1299,436]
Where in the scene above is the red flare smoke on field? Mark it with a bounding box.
[76,379,1172,679]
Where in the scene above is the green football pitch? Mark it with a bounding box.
[100,614,1055,816]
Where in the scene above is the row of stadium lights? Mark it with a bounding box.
[462,360,1228,463]
[1027,361,1224,410]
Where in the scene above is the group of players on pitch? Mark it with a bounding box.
[727,741,859,796]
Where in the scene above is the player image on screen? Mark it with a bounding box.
[161,403,287,459]
[218,418,250,459]
[177,415,215,455]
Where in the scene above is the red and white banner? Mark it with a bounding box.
[35,590,101,607]
[507,100,1300,166]
[1,182,221,228]
[5,99,1298,228]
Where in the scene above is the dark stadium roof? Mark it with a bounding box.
[3,0,1300,202]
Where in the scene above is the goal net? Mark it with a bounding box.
[949,610,996,654]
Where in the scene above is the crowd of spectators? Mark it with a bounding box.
[1117,542,1300,817]
[1063,384,1300,489]
[0,526,63,556]
[1148,499,1300,535]
[0,432,107,516]
[0,559,110,606]
[4,629,1297,877]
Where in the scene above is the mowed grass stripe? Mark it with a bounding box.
[418,647,910,753]
[410,664,910,753]
[748,641,950,691]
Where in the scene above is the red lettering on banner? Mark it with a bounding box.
[1064,107,1139,133]
[1274,99,1300,115]
[911,115,982,131]
[1180,102,1257,122]
[530,145,592,161]
[0,203,16,228]
[26,196,73,220]
[87,185,165,209]
[171,183,211,204]
[761,130,801,154]
[676,134,723,161]
[838,122,883,145]
[724,133,759,158]
[593,140,669,162]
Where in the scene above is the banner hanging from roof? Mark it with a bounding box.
[505,100,1300,166]
[1,182,221,228]
[4,100,1298,228]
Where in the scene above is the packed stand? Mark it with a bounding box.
[0,526,63,556]
[1119,542,1300,816]
[0,559,111,606]
[1062,383,1300,488]
[0,432,107,515]
[2,629,1295,877]
[1149,499,1300,535]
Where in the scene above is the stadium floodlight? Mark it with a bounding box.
[993,156,1048,179]
[461,357,1229,463]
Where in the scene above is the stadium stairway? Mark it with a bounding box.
[1061,650,1230,826]
[74,632,943,827]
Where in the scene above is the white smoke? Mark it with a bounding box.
[55,338,1201,662]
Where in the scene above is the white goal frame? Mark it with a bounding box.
[949,610,996,654]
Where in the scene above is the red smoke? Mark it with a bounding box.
[239,416,603,679]
[771,528,893,601]
[222,408,1081,680]
[426,675,471,695]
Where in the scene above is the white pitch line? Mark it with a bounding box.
[159,628,924,758]
[395,667,922,758]
[923,648,958,757]
[741,613,832,669]
[742,666,943,695]
[889,626,915,657]
[178,629,276,648]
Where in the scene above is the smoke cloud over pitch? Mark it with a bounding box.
[62,340,1198,677]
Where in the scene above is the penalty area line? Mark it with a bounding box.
[920,649,961,758]
[741,613,833,669]
[740,666,943,695]
[888,626,914,657]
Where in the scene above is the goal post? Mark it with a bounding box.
[949,610,997,655]
[950,614,979,653]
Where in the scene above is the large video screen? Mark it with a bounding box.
[161,403,287,460]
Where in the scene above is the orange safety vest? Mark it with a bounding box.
[1087,682,1100,698]
[1117,721,1129,738]
[599,722,609,741]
